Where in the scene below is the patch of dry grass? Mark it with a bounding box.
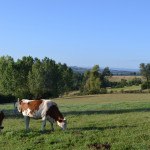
[109,76,143,82]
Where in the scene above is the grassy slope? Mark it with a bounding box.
[1,94,150,150]
[107,85,141,93]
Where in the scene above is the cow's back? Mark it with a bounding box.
[39,100,57,118]
[20,99,56,118]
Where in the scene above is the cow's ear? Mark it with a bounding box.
[18,98,22,104]
[63,118,67,123]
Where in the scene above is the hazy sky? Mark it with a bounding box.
[0,0,150,69]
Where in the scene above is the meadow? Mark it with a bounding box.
[1,94,150,150]
[108,76,143,82]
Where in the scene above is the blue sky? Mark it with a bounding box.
[0,0,150,69]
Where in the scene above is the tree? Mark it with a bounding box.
[28,58,45,99]
[72,72,83,90]
[28,58,74,98]
[41,57,59,97]
[81,65,112,94]
[57,63,74,95]
[140,63,150,89]
[83,65,101,94]
[100,67,112,88]
[140,63,150,82]
[0,56,16,95]
[14,56,34,98]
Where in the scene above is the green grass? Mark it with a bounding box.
[1,94,150,150]
[107,85,141,93]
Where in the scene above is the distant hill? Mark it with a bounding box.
[70,66,140,76]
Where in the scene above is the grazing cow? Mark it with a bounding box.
[0,111,5,131]
[15,99,67,131]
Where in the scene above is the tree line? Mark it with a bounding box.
[0,56,113,103]
[0,55,150,103]
[0,56,82,102]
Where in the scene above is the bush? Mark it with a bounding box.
[141,82,150,90]
[109,90,113,94]
[121,89,124,93]
[100,88,107,94]
[123,90,141,93]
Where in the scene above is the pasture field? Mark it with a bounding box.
[107,85,141,93]
[1,94,150,150]
[108,76,143,82]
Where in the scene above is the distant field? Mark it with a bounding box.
[1,94,150,150]
[107,85,141,93]
[109,76,143,82]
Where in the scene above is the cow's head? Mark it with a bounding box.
[57,118,67,130]
[14,98,22,114]
[46,105,67,130]
[0,111,5,131]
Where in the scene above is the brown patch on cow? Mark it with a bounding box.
[88,143,111,150]
[20,100,43,113]
[46,105,64,122]
[0,111,5,128]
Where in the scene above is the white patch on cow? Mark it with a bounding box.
[57,118,67,130]
[22,108,32,117]
[22,99,34,103]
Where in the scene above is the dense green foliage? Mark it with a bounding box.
[0,56,82,102]
[81,65,112,94]
[0,57,114,102]
[0,56,149,102]
[141,82,150,90]
[82,65,101,94]
[140,63,150,89]
[140,63,150,82]
[1,94,150,150]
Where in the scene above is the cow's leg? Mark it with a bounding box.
[50,121,54,131]
[41,117,46,131]
[47,116,54,131]
[24,116,30,130]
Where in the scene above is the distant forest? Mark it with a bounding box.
[71,66,140,76]
[0,55,149,103]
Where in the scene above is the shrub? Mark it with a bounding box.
[141,82,150,90]
[100,88,107,94]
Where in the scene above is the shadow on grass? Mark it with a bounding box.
[1,109,23,119]
[64,107,150,116]
[3,107,150,119]
[69,125,136,131]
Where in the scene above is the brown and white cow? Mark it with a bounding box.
[15,99,67,131]
[0,111,5,131]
